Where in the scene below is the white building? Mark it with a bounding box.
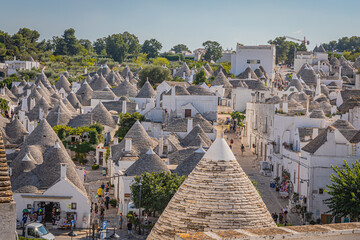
[230,44,276,80]
[4,57,40,76]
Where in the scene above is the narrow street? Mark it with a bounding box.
[226,132,302,226]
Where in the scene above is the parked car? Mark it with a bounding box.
[22,223,55,240]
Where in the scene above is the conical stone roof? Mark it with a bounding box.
[213,64,227,77]
[136,80,156,98]
[4,118,28,145]
[181,124,212,147]
[90,73,110,91]
[45,100,73,127]
[91,102,116,128]
[204,63,213,75]
[11,84,19,96]
[55,75,71,92]
[26,97,51,122]
[111,121,158,161]
[0,132,13,203]
[211,71,232,88]
[148,129,276,240]
[112,79,138,97]
[76,81,93,106]
[67,91,82,109]
[173,146,206,176]
[238,66,258,79]
[124,147,169,176]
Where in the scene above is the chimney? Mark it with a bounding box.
[355,74,360,90]
[26,89,31,97]
[125,138,132,152]
[317,60,320,71]
[327,128,335,143]
[338,66,342,79]
[158,135,164,157]
[29,98,36,110]
[113,137,119,145]
[60,163,67,180]
[248,72,251,79]
[312,128,319,139]
[21,98,28,111]
[182,71,186,80]
[39,107,44,120]
[187,118,193,134]
[122,100,127,114]
[306,99,309,115]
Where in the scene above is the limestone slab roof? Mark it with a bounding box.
[112,80,138,97]
[237,67,258,80]
[67,91,82,109]
[10,119,86,194]
[26,97,52,122]
[186,85,214,95]
[164,85,190,96]
[111,121,158,161]
[102,100,137,114]
[211,71,232,88]
[76,81,93,106]
[124,148,169,176]
[4,118,28,145]
[163,115,213,133]
[68,113,93,128]
[242,79,268,91]
[148,133,275,240]
[173,147,206,176]
[136,80,156,98]
[55,75,72,92]
[90,74,110,91]
[181,124,212,147]
[168,146,198,165]
[91,102,117,128]
[45,100,73,127]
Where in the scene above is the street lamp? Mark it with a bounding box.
[138,177,143,235]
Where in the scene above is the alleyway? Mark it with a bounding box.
[226,132,302,225]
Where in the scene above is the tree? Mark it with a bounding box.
[193,68,208,85]
[122,31,140,55]
[138,65,172,87]
[79,39,93,53]
[230,111,246,127]
[141,39,162,58]
[202,40,223,62]
[130,172,186,215]
[268,37,307,64]
[105,34,128,62]
[115,112,145,139]
[324,159,360,221]
[53,28,82,55]
[93,38,107,55]
[171,44,190,53]
[152,57,169,66]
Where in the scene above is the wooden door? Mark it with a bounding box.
[185,109,191,117]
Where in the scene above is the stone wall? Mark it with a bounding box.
[0,202,17,239]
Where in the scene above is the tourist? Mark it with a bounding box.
[94,203,98,215]
[83,169,86,182]
[119,212,123,230]
[230,139,234,145]
[127,221,132,237]
[101,182,105,190]
[102,168,106,178]
[105,195,110,210]
[241,144,245,155]
[229,144,232,150]
[100,206,105,222]
[97,187,103,198]
[283,208,288,220]
[279,211,284,224]
[273,212,278,223]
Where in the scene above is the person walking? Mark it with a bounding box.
[105,195,110,210]
[119,213,123,230]
[230,139,234,145]
[273,212,278,224]
[97,187,103,198]
[127,221,132,237]
[102,168,106,179]
[83,169,86,182]
[241,144,245,155]
[94,203,98,215]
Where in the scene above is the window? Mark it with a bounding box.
[257,60,261,64]
[185,109,191,117]
[247,59,251,64]
[71,202,77,210]
[319,188,324,194]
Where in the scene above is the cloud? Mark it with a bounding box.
[294,30,302,35]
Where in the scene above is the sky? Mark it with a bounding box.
[1,0,360,52]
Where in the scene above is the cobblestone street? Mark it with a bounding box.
[226,132,302,226]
